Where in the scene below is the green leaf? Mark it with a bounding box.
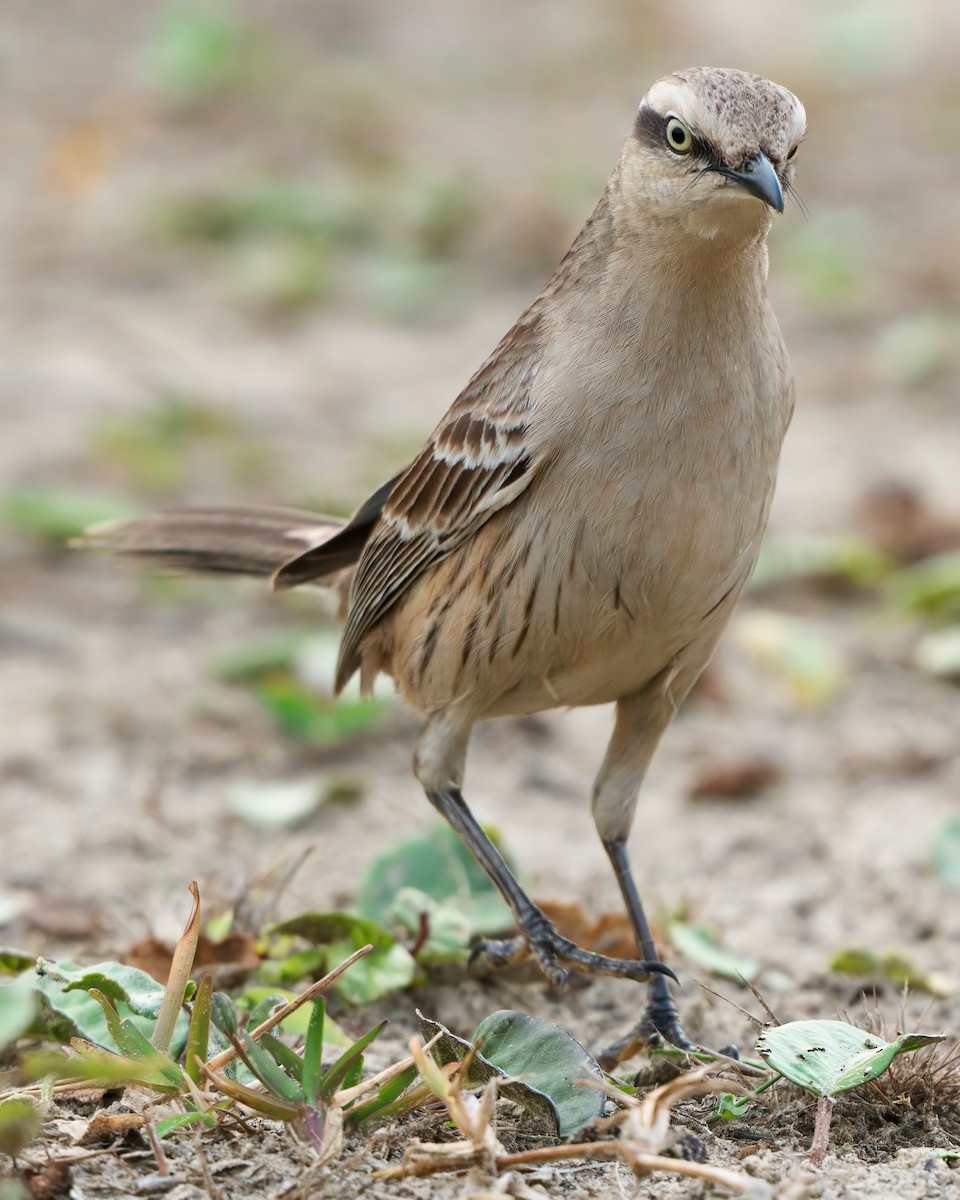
[0,980,37,1048]
[205,1070,300,1120]
[260,1033,305,1086]
[37,959,170,1018]
[388,887,474,959]
[205,910,234,942]
[472,1011,605,1137]
[421,1010,605,1137]
[236,1034,303,1104]
[357,822,513,936]
[345,1064,419,1128]
[269,913,394,952]
[20,988,87,1044]
[246,992,289,1032]
[340,1056,364,1093]
[668,922,759,982]
[211,991,239,1038]
[257,947,327,989]
[156,1110,215,1138]
[76,998,185,1088]
[64,1044,184,1092]
[318,1020,386,1101]
[186,975,213,1086]
[87,990,128,1054]
[713,1092,754,1120]
[25,965,187,1054]
[328,942,416,1005]
[0,950,36,975]
[301,998,325,1106]
[238,988,351,1048]
[756,1020,945,1098]
[267,913,416,1004]
[252,677,389,743]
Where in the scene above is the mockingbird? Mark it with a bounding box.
[85,67,806,1051]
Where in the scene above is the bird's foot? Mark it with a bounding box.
[595,974,739,1071]
[636,974,697,1050]
[469,910,675,989]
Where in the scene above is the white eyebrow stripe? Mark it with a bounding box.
[642,80,698,122]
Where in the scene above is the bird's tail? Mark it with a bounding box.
[78,506,349,582]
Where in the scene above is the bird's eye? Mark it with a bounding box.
[665,117,693,154]
[786,144,798,161]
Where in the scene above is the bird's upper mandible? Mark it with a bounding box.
[624,66,806,237]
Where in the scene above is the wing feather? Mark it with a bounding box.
[334,308,545,691]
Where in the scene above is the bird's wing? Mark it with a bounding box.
[331,308,546,691]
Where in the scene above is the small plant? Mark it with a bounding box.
[200,997,401,1163]
[756,1019,945,1164]
[0,883,402,1166]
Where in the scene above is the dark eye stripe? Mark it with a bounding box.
[633,105,668,148]
[633,106,712,162]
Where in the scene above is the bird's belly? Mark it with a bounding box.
[386,459,770,720]
[493,571,744,716]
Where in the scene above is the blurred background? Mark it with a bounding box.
[1,0,959,1032]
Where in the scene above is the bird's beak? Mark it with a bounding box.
[715,152,784,213]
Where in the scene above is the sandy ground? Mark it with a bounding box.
[2,2,960,1197]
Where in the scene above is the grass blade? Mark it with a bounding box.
[260,1033,305,1085]
[301,998,325,1106]
[233,1034,302,1104]
[319,1020,386,1101]
[185,973,212,1087]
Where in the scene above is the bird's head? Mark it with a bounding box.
[620,67,806,244]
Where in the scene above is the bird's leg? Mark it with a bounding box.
[414,711,672,989]
[589,683,701,1058]
[602,836,693,1051]
[425,784,673,987]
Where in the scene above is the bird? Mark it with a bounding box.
[83,67,807,1054]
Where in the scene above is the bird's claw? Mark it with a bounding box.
[469,916,675,989]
